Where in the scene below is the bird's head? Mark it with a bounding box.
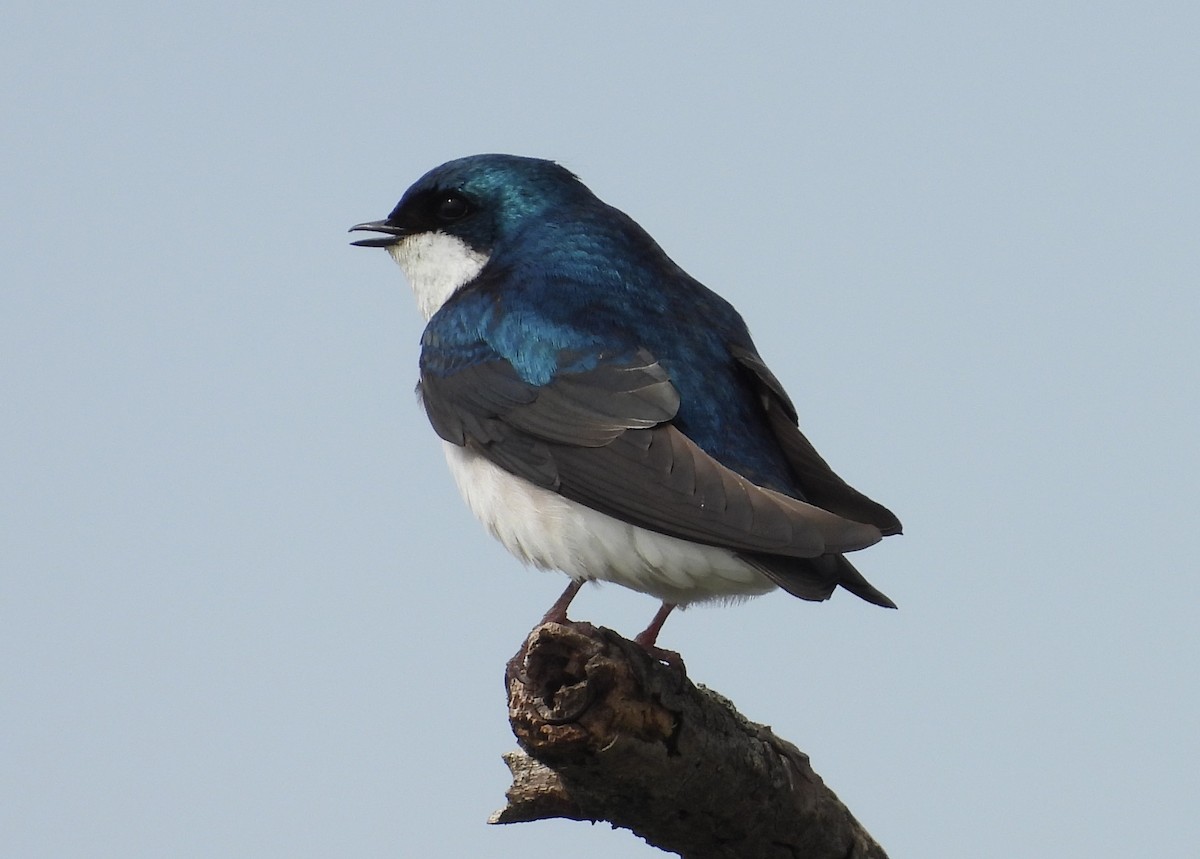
[351,154,586,318]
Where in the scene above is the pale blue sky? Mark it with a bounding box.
[4,3,1198,857]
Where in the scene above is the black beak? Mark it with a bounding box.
[349,220,407,247]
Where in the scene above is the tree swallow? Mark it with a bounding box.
[351,154,901,652]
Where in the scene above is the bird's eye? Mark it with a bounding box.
[434,193,471,223]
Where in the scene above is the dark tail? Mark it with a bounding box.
[743,552,896,609]
[831,555,896,609]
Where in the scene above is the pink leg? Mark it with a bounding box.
[634,602,677,648]
[539,579,585,625]
[634,603,685,672]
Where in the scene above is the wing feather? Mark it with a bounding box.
[730,344,903,536]
[420,345,883,559]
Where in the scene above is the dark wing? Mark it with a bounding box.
[730,344,903,536]
[420,346,883,560]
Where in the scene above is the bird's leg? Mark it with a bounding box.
[634,601,676,647]
[508,578,588,691]
[539,579,585,626]
[634,602,685,672]
[512,580,588,690]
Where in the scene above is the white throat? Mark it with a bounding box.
[387,232,490,320]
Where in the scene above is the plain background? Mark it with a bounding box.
[4,3,1198,856]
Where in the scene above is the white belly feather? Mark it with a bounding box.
[443,442,775,605]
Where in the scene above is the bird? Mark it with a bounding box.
[350,154,901,655]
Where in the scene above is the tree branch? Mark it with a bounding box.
[490,622,888,858]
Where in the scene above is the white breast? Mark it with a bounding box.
[442,442,775,606]
[388,232,489,320]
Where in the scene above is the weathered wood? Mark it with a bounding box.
[491,622,888,858]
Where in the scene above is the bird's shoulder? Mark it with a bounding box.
[421,280,805,501]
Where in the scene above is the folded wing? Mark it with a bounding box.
[420,345,884,560]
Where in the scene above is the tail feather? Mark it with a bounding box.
[742,552,897,609]
[831,554,897,609]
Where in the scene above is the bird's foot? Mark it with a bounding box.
[633,602,685,673]
[632,637,687,674]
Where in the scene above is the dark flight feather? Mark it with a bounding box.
[730,345,902,537]
[420,347,885,564]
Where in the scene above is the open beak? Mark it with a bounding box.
[349,220,407,248]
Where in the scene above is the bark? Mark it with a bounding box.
[490,621,888,858]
